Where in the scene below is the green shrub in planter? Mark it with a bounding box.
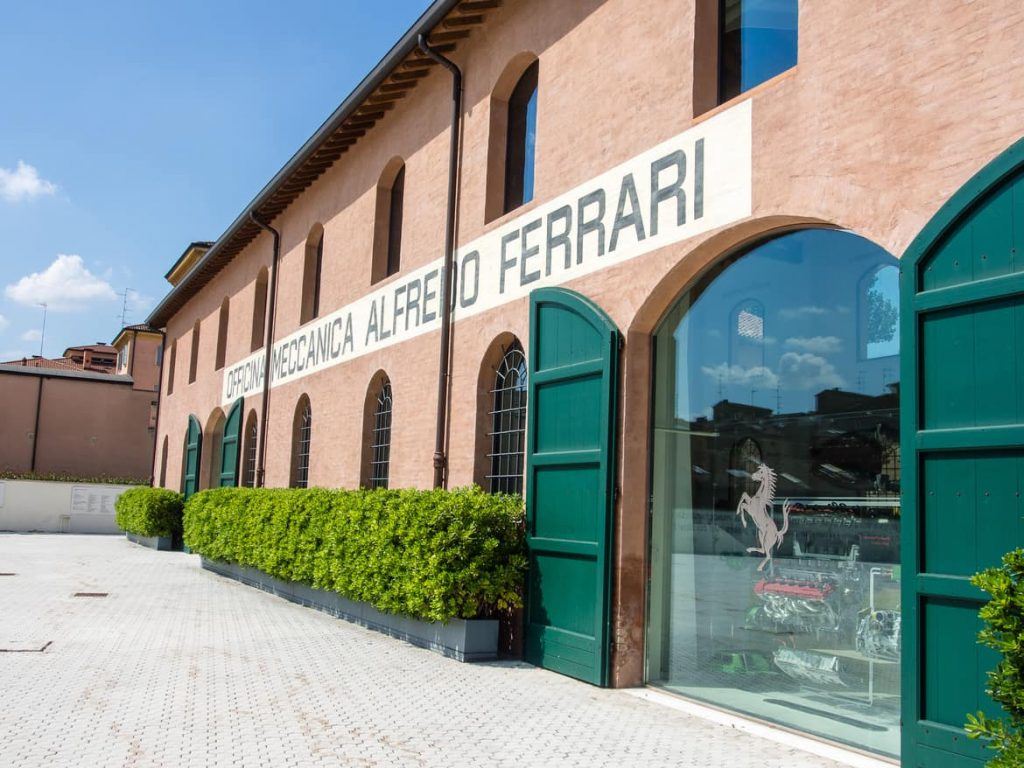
[115,487,185,539]
[184,486,526,623]
[966,549,1024,766]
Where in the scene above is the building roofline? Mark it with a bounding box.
[164,241,216,281]
[112,325,162,348]
[147,0,492,329]
[0,363,135,384]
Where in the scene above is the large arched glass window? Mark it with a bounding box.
[647,229,901,758]
[291,396,312,488]
[368,379,392,489]
[488,342,527,495]
[243,410,258,488]
[503,61,538,213]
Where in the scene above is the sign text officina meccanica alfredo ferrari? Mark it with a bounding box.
[221,99,753,404]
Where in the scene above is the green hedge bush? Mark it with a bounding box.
[115,487,185,538]
[967,549,1024,766]
[184,486,526,623]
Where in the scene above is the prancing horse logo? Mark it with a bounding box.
[736,463,792,572]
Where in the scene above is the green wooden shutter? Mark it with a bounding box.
[183,414,202,500]
[901,138,1024,767]
[219,398,243,487]
[524,287,620,686]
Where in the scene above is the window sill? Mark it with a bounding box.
[692,65,799,127]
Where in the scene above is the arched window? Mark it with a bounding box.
[488,342,528,494]
[166,340,176,395]
[243,410,258,488]
[504,60,538,213]
[251,267,269,352]
[188,319,201,383]
[158,435,169,488]
[366,377,392,489]
[372,159,406,283]
[301,224,324,324]
[646,228,901,755]
[291,396,312,488]
[202,408,225,490]
[215,297,229,370]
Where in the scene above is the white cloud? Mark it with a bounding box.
[4,254,118,312]
[778,352,846,391]
[785,336,842,354]
[20,329,41,343]
[779,305,828,320]
[0,161,58,203]
[702,363,779,390]
[0,314,8,333]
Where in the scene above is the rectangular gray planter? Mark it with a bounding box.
[126,531,174,551]
[201,558,498,662]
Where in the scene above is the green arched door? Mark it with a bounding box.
[524,287,620,686]
[901,140,1024,766]
[219,399,243,487]
[183,414,202,499]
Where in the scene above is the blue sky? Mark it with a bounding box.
[0,0,427,360]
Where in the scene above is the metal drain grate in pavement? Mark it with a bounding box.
[0,640,52,653]
[73,592,108,597]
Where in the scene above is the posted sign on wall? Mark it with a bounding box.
[222,99,753,403]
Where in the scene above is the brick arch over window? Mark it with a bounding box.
[251,267,269,352]
[371,157,406,284]
[215,297,230,370]
[291,395,312,488]
[485,52,539,222]
[201,407,226,491]
[158,435,169,488]
[188,319,201,383]
[360,371,393,489]
[301,223,325,325]
[242,409,258,488]
[474,333,527,494]
[166,339,176,395]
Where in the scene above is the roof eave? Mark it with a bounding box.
[147,0,466,329]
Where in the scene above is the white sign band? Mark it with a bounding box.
[222,99,753,404]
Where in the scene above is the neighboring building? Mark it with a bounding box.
[144,2,1024,764]
[0,327,162,480]
[63,343,118,373]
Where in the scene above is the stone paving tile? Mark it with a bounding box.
[0,534,847,768]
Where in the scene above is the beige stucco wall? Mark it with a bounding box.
[152,0,1024,683]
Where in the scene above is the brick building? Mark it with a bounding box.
[145,2,1024,764]
[0,327,162,481]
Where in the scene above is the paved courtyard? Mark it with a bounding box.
[0,535,854,768]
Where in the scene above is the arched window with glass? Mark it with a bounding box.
[368,378,392,489]
[243,410,258,488]
[291,396,312,488]
[503,60,538,213]
[487,342,527,495]
[646,228,901,759]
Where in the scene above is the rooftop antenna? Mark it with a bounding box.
[118,289,132,327]
[37,302,47,357]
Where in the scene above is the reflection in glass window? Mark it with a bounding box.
[861,265,899,360]
[648,229,900,758]
[719,0,798,102]
[504,61,538,213]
